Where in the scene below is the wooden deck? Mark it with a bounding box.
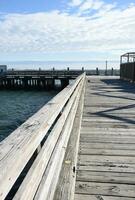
[1,74,135,200]
[75,76,135,199]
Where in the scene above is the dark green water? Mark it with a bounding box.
[0,90,57,142]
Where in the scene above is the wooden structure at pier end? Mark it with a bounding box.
[120,52,135,82]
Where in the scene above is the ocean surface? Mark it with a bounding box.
[0,90,57,142]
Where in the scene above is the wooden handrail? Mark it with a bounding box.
[0,73,85,200]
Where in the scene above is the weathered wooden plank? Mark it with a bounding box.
[78,163,135,173]
[81,122,135,129]
[75,194,135,200]
[80,135,135,140]
[81,127,135,133]
[83,112,135,116]
[84,108,135,112]
[79,142,135,150]
[82,117,135,122]
[78,155,135,165]
[79,148,135,156]
[79,138,135,144]
[76,170,135,184]
[75,181,135,197]
[80,131,135,136]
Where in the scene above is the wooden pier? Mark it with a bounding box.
[0,69,120,90]
[0,70,83,90]
[0,75,135,200]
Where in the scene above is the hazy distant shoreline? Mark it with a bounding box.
[0,60,120,70]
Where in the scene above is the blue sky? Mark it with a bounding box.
[0,0,131,13]
[0,0,135,67]
[0,0,62,13]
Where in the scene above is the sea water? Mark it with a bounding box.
[0,90,57,142]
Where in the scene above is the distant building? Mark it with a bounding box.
[0,65,7,73]
[120,52,135,82]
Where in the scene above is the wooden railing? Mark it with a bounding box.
[0,73,86,200]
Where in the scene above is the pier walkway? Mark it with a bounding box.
[0,75,135,200]
[75,76,135,200]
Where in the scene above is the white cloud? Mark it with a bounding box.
[79,0,93,11]
[69,0,116,17]
[69,0,111,13]
[0,2,135,60]
[69,0,83,7]
[92,0,104,10]
[79,0,105,11]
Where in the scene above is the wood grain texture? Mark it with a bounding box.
[76,171,135,184]
[76,181,135,197]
